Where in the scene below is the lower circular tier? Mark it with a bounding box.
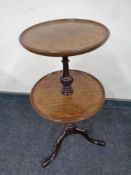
[30,70,105,123]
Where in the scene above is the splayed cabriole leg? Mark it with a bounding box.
[42,127,68,167]
[42,124,105,168]
[75,127,105,146]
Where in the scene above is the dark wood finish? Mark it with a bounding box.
[30,70,105,123]
[19,19,110,57]
[60,57,73,95]
[42,123,105,167]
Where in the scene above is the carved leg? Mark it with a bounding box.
[75,127,105,146]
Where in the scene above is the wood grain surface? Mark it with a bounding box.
[30,70,105,123]
[19,19,110,57]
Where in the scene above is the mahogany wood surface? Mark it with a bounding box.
[30,70,105,123]
[19,19,110,57]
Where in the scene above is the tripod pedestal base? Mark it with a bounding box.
[42,124,105,167]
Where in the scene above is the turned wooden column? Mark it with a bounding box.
[60,57,73,95]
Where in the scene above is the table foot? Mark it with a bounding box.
[42,124,105,168]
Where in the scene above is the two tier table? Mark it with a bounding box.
[19,19,110,167]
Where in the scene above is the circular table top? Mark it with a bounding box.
[30,70,105,123]
[19,19,110,57]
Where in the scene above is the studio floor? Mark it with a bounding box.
[0,93,131,175]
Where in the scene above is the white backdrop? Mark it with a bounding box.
[0,0,131,99]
